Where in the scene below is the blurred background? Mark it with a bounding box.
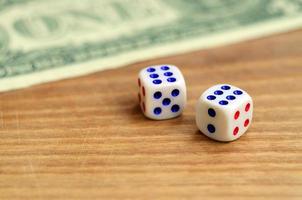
[1,0,301,91]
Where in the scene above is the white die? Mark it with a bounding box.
[196,84,253,142]
[137,64,187,120]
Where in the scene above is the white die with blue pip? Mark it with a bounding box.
[196,84,253,142]
[137,64,187,120]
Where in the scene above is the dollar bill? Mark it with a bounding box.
[0,0,302,92]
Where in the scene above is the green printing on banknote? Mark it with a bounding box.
[0,0,302,78]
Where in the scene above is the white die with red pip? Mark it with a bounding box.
[137,64,186,120]
[196,84,253,142]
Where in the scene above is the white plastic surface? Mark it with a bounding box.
[196,84,253,142]
[138,64,186,120]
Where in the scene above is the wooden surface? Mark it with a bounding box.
[0,30,302,200]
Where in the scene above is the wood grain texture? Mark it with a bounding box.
[0,30,302,200]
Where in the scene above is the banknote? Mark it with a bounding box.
[0,0,302,92]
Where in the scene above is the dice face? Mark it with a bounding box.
[137,64,186,120]
[196,84,253,142]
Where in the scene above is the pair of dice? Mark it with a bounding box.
[137,64,253,142]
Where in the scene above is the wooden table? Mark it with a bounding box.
[0,30,301,200]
